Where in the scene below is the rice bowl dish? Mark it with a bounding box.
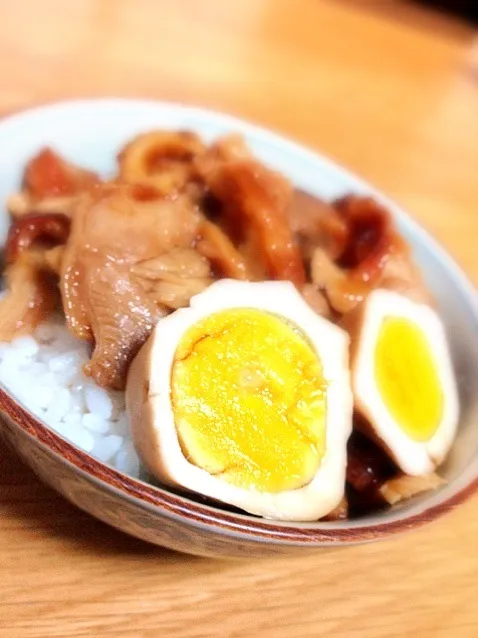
[0,125,460,522]
[1,101,472,546]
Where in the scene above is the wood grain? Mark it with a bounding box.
[0,0,477,636]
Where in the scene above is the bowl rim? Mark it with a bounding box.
[1,97,477,546]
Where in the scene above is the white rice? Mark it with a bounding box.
[0,319,141,478]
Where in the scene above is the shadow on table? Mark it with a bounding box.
[0,435,345,565]
[0,435,192,561]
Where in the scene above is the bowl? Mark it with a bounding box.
[0,98,477,558]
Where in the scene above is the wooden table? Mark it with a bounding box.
[0,1,477,636]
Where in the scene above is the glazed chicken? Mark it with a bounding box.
[0,136,429,391]
[286,189,348,262]
[197,136,306,286]
[0,253,58,341]
[7,148,99,219]
[0,212,70,341]
[61,183,205,389]
[303,195,430,315]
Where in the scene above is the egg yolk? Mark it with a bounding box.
[171,308,327,492]
[374,316,443,442]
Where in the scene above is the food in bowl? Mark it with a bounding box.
[0,130,458,521]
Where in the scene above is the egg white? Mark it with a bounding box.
[126,279,353,521]
[351,289,459,476]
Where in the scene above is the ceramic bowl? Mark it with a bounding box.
[0,99,477,558]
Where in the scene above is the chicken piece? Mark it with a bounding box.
[310,248,369,315]
[196,220,251,280]
[131,247,209,281]
[60,183,201,389]
[301,283,332,318]
[7,148,98,220]
[196,134,251,171]
[0,213,71,340]
[346,429,396,493]
[379,249,432,305]
[286,190,348,262]
[346,428,444,513]
[346,429,397,516]
[24,148,98,200]
[199,145,306,286]
[43,246,65,275]
[4,212,71,264]
[7,193,78,219]
[310,197,430,314]
[0,253,58,341]
[335,195,428,296]
[118,130,206,197]
[379,473,446,506]
[131,247,213,310]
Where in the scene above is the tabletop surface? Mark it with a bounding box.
[1,1,478,636]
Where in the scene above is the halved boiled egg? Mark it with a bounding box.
[126,280,353,521]
[345,289,459,476]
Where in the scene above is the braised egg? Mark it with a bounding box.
[126,280,353,521]
[345,289,459,476]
